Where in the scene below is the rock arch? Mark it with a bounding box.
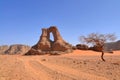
[48,26,63,42]
[25,26,72,55]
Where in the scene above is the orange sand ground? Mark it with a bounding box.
[0,50,120,80]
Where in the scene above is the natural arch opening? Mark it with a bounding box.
[50,32,54,42]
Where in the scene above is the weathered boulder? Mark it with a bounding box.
[25,26,72,55]
[76,44,89,50]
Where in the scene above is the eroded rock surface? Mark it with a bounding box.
[25,26,72,55]
[0,45,9,54]
[0,44,30,55]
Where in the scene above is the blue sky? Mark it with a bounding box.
[0,0,120,46]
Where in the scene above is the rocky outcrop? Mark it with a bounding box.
[25,26,72,55]
[0,44,30,55]
[76,44,89,50]
[0,45,9,54]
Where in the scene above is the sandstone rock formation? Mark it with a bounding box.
[0,45,9,54]
[25,26,72,55]
[0,44,30,55]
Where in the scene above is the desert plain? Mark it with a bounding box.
[0,50,120,80]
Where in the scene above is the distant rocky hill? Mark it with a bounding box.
[0,44,31,55]
[104,40,120,51]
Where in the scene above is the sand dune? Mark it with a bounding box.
[0,50,120,80]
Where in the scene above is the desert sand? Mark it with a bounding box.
[0,50,120,80]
